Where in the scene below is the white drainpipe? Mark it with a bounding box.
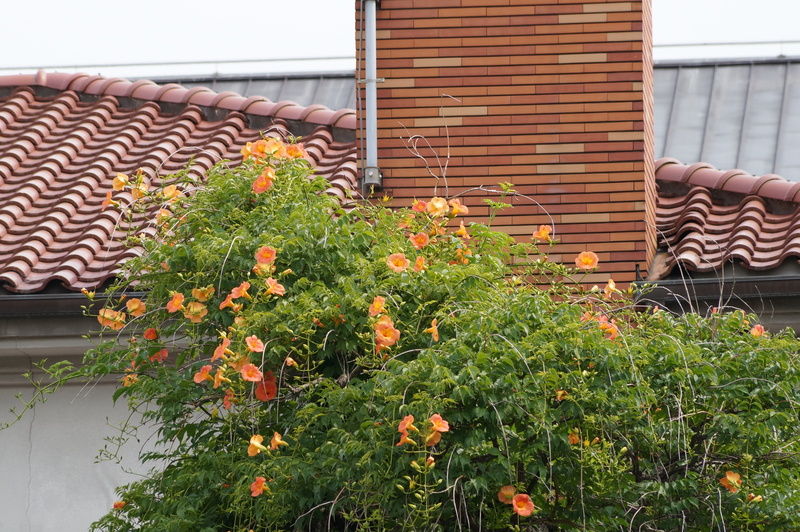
[362,0,382,191]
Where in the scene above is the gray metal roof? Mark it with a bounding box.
[151,61,800,181]
[655,57,800,181]
[147,72,357,111]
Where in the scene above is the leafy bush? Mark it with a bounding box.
[30,138,800,531]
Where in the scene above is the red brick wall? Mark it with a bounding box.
[356,0,653,284]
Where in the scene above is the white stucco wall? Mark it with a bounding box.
[0,378,148,531]
[0,384,150,532]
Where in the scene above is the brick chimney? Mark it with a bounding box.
[356,0,654,283]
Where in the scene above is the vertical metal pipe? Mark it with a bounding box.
[363,0,382,189]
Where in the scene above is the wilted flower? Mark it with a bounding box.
[143,328,158,340]
[223,388,235,410]
[414,256,427,272]
[750,324,765,337]
[112,500,127,510]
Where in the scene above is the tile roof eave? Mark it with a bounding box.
[0,72,360,296]
[653,158,800,280]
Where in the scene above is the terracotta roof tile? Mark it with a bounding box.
[654,157,800,278]
[0,72,358,294]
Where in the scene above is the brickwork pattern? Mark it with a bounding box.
[357,0,651,283]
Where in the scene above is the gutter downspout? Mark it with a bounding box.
[361,0,382,192]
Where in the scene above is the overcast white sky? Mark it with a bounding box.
[1,0,799,78]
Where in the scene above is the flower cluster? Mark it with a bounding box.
[165,289,211,324]
[389,195,474,271]
[396,414,449,448]
[497,485,535,517]
[241,137,308,163]
[581,311,619,341]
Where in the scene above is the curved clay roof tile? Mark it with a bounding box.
[240,96,272,113]
[209,91,246,109]
[65,74,107,93]
[184,89,219,107]
[782,182,800,203]
[272,101,307,121]
[240,99,279,118]
[176,105,205,125]
[97,78,136,98]
[151,84,189,102]
[299,104,333,123]
[717,171,761,195]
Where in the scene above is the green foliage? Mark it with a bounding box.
[31,138,800,531]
